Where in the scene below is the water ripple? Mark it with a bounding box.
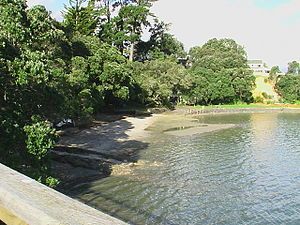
[67,113,300,225]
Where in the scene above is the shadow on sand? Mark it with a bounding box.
[52,114,152,189]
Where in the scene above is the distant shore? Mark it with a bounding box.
[176,105,300,115]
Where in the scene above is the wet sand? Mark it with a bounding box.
[58,112,236,157]
[147,113,236,137]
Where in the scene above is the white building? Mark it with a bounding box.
[248,60,270,75]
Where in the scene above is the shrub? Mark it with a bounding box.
[261,92,273,100]
[23,116,59,186]
[254,96,264,103]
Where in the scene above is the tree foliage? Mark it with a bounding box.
[0,1,258,187]
[63,0,99,36]
[287,60,300,75]
[97,0,152,60]
[190,38,248,71]
[136,19,186,61]
[132,58,190,106]
[187,38,255,105]
[270,66,281,76]
[276,75,300,102]
[275,61,300,103]
[23,116,59,187]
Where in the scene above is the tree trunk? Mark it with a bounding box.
[129,42,134,62]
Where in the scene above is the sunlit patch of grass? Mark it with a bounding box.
[180,103,300,110]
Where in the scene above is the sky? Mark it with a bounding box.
[27,0,300,70]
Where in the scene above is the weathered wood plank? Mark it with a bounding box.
[0,163,128,225]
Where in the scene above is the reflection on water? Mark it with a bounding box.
[66,113,300,225]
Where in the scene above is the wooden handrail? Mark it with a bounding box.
[0,163,128,225]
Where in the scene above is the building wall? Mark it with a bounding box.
[248,62,270,75]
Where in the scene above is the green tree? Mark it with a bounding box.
[269,65,281,82]
[136,19,186,61]
[188,38,255,105]
[24,116,59,187]
[270,66,281,76]
[276,75,300,102]
[0,1,64,186]
[187,68,235,105]
[59,33,135,116]
[63,0,100,36]
[0,0,29,46]
[287,61,300,75]
[132,58,190,106]
[27,5,66,53]
[189,38,248,71]
[98,0,152,61]
[0,0,28,169]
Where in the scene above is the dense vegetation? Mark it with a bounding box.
[0,0,256,186]
[187,39,255,105]
[274,60,300,103]
[276,75,300,103]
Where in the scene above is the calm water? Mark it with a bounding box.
[67,113,300,225]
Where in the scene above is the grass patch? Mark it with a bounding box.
[180,103,300,110]
[192,104,275,109]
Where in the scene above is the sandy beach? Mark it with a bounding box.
[57,114,161,161]
[58,111,238,159]
[54,111,243,184]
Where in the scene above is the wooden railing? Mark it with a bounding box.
[0,163,127,225]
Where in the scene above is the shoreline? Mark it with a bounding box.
[118,114,162,141]
[176,106,300,115]
[54,107,300,187]
[57,113,161,154]
[53,113,161,188]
